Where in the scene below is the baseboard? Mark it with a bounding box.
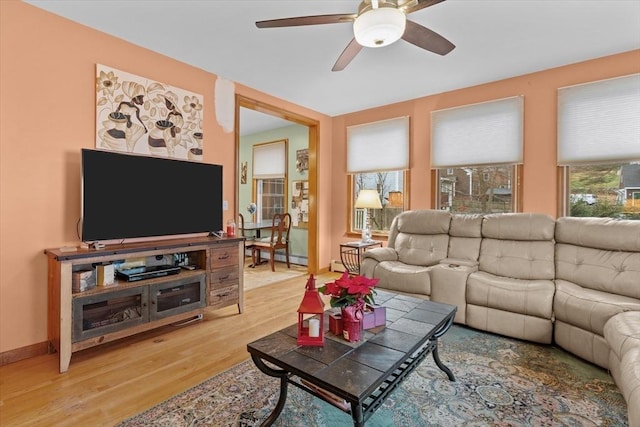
[243,249,308,266]
[330,259,346,272]
[1,341,49,366]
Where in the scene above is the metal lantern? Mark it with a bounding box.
[297,274,325,346]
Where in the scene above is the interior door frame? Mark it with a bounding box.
[235,95,320,274]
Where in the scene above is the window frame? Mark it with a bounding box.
[253,177,286,222]
[251,139,288,222]
[558,162,640,219]
[347,170,410,237]
[432,165,522,213]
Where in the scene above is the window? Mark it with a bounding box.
[567,162,640,220]
[347,117,409,234]
[253,140,287,221]
[255,178,285,221]
[432,96,523,213]
[437,166,517,213]
[558,74,640,219]
[352,171,406,233]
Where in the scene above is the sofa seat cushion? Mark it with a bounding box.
[604,311,640,361]
[370,261,433,295]
[466,271,555,319]
[554,280,640,336]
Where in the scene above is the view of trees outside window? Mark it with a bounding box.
[437,165,515,213]
[256,178,285,221]
[569,162,640,220]
[353,170,405,233]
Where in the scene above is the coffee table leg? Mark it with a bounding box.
[251,355,289,426]
[350,402,364,427]
[432,316,456,381]
[432,344,455,381]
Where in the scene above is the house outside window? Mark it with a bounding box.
[347,117,409,235]
[568,162,640,220]
[437,165,517,213]
[558,74,640,220]
[432,96,524,213]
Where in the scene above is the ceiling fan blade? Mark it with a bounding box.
[402,20,455,55]
[332,38,363,72]
[400,0,446,15]
[256,14,356,28]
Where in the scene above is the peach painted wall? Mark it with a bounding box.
[0,1,331,355]
[329,50,640,261]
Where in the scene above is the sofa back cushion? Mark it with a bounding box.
[555,217,640,252]
[555,217,640,299]
[389,210,451,267]
[482,213,556,241]
[479,213,556,280]
[448,214,483,261]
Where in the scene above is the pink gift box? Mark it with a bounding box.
[363,310,376,329]
[363,305,386,329]
[371,305,386,327]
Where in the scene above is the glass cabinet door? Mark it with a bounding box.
[72,286,149,342]
[150,274,206,321]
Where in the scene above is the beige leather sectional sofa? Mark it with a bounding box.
[361,210,640,426]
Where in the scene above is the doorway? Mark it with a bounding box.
[235,95,319,274]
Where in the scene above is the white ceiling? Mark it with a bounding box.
[26,0,640,127]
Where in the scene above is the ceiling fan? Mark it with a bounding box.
[255,0,455,72]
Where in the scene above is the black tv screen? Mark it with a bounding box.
[81,149,223,242]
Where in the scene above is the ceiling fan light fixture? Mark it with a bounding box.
[353,7,406,48]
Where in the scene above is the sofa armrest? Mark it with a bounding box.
[362,247,398,263]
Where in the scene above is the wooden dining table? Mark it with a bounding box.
[242,220,273,239]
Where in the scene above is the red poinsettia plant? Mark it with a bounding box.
[318,272,379,308]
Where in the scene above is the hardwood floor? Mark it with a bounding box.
[0,272,339,427]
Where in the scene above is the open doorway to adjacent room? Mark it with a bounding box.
[235,95,319,277]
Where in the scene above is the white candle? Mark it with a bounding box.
[308,318,320,337]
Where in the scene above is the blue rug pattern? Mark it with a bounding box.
[119,325,627,426]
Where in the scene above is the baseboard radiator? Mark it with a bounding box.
[330,259,346,273]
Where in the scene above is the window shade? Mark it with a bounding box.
[558,74,640,165]
[253,140,286,179]
[347,116,409,173]
[431,96,524,168]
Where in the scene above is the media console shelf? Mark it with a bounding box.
[45,236,244,373]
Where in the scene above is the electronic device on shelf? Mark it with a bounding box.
[115,265,181,282]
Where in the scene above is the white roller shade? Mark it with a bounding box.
[347,116,409,173]
[431,96,524,168]
[253,140,286,179]
[558,74,640,165]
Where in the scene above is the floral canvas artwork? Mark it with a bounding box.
[96,64,204,161]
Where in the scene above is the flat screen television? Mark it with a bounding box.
[81,149,223,243]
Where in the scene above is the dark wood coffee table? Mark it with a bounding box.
[246,291,457,426]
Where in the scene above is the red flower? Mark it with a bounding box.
[318,272,378,308]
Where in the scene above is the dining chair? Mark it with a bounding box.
[251,212,291,272]
[238,213,255,266]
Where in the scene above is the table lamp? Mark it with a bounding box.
[354,189,382,243]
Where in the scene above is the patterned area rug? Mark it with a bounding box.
[118,325,627,426]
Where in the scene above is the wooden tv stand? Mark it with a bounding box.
[45,236,244,373]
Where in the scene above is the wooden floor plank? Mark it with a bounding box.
[0,272,338,426]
